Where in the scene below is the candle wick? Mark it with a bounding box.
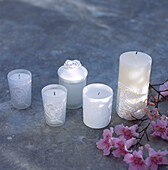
[54,91,56,96]
[18,74,20,79]
[136,51,138,54]
[98,92,100,95]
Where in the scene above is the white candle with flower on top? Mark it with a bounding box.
[58,60,88,109]
[7,69,32,109]
[116,51,152,120]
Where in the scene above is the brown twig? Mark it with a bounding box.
[136,123,150,146]
[149,84,167,100]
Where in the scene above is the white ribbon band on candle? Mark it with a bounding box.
[116,82,148,120]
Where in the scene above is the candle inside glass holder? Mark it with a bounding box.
[83,83,113,129]
[7,69,32,109]
[41,84,67,127]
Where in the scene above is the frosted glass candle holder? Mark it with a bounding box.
[116,51,152,120]
[83,83,113,129]
[58,60,88,109]
[7,69,32,109]
[41,84,67,127]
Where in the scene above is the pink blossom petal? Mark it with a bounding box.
[157,119,167,127]
[112,149,121,157]
[159,157,168,165]
[103,147,112,156]
[153,108,159,118]
[151,164,158,170]
[145,144,168,169]
[140,164,148,170]
[113,137,121,146]
[124,153,133,163]
[124,147,147,170]
[125,138,136,150]
[145,157,151,166]
[115,124,124,135]
[96,127,114,156]
[160,82,168,97]
[103,128,113,139]
[146,111,153,121]
[96,139,105,150]
[115,124,139,139]
[131,124,138,131]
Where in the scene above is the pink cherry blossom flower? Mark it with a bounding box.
[112,137,136,158]
[124,146,148,170]
[115,124,139,140]
[162,128,168,141]
[144,106,153,121]
[160,82,168,97]
[150,119,167,139]
[145,144,168,170]
[152,108,159,118]
[155,81,168,101]
[96,127,114,155]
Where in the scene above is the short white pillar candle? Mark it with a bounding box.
[7,69,32,109]
[41,84,67,127]
[83,83,113,129]
[116,51,152,120]
[58,60,88,109]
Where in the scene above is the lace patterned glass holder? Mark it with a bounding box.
[7,69,32,109]
[41,84,67,127]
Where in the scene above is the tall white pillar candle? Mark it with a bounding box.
[7,69,32,109]
[83,83,113,129]
[58,60,88,109]
[116,51,152,120]
[41,84,67,127]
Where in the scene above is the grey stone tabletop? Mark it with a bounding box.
[0,0,168,169]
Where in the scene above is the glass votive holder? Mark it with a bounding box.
[83,83,113,129]
[7,69,32,109]
[58,59,88,109]
[41,84,67,127]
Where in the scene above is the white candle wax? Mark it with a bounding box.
[7,69,32,109]
[116,51,152,120]
[83,83,113,129]
[119,51,152,89]
[58,60,88,109]
[10,73,30,81]
[41,84,67,127]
